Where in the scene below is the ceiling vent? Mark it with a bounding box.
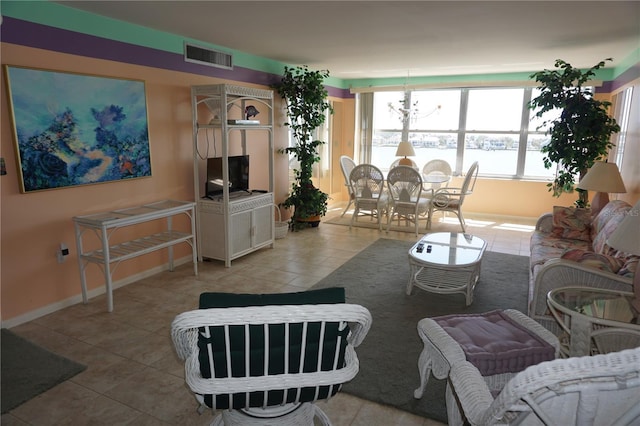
[184,43,233,70]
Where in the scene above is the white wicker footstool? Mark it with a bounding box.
[414,309,560,426]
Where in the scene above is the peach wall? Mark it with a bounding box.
[462,178,579,218]
[0,44,288,324]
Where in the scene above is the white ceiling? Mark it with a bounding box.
[56,1,640,80]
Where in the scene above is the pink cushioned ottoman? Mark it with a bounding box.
[414,309,559,424]
[433,310,556,375]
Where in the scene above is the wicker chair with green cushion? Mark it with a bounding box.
[171,288,372,425]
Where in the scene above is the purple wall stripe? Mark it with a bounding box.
[1,17,354,98]
[607,62,640,92]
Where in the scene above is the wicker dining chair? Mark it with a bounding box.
[386,165,431,236]
[339,155,357,217]
[422,159,452,192]
[448,346,640,426]
[429,161,479,232]
[349,163,389,230]
[171,288,372,426]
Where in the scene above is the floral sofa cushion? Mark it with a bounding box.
[560,249,624,274]
[550,206,592,242]
[529,232,591,269]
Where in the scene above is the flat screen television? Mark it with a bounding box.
[206,155,250,196]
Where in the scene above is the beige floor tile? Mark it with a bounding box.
[349,401,429,426]
[316,393,364,425]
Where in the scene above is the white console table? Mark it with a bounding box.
[73,200,197,312]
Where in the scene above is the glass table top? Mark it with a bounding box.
[409,232,486,266]
[549,287,639,325]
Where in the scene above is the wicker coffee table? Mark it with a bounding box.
[407,232,486,305]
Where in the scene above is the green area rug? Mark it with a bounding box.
[1,328,87,413]
[312,238,530,423]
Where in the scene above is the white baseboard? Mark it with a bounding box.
[2,256,194,329]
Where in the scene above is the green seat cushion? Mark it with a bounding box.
[197,288,349,409]
[198,287,346,309]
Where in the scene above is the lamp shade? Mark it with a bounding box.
[395,141,416,157]
[576,161,627,193]
[607,200,640,255]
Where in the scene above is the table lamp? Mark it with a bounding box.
[606,199,640,312]
[576,161,626,216]
[395,141,416,166]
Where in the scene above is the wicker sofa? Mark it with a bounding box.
[528,200,638,334]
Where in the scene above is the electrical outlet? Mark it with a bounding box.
[57,243,69,264]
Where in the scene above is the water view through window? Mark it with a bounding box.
[371,87,555,178]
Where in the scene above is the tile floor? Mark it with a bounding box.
[2,204,536,425]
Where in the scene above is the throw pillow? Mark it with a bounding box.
[560,249,624,274]
[551,206,592,242]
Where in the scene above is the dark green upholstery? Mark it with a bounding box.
[197,288,349,410]
[198,287,346,309]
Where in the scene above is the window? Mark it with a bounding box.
[366,86,560,179]
[610,86,633,169]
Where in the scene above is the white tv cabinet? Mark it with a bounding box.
[73,199,197,312]
[198,192,274,264]
[192,84,275,266]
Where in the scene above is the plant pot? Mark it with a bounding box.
[296,215,321,228]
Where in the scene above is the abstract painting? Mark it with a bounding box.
[4,66,152,192]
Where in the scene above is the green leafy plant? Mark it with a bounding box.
[529,58,620,207]
[273,65,333,228]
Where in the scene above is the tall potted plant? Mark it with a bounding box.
[274,65,333,228]
[529,58,620,207]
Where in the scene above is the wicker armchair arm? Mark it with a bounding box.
[434,186,464,196]
[416,318,467,369]
[183,347,362,395]
[529,258,633,324]
[432,187,464,208]
[449,361,494,425]
[535,213,554,232]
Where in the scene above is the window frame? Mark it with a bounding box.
[367,86,561,180]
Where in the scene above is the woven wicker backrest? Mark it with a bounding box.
[387,166,423,204]
[196,288,349,410]
[349,163,385,201]
[461,161,479,195]
[422,159,452,178]
[340,155,356,195]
